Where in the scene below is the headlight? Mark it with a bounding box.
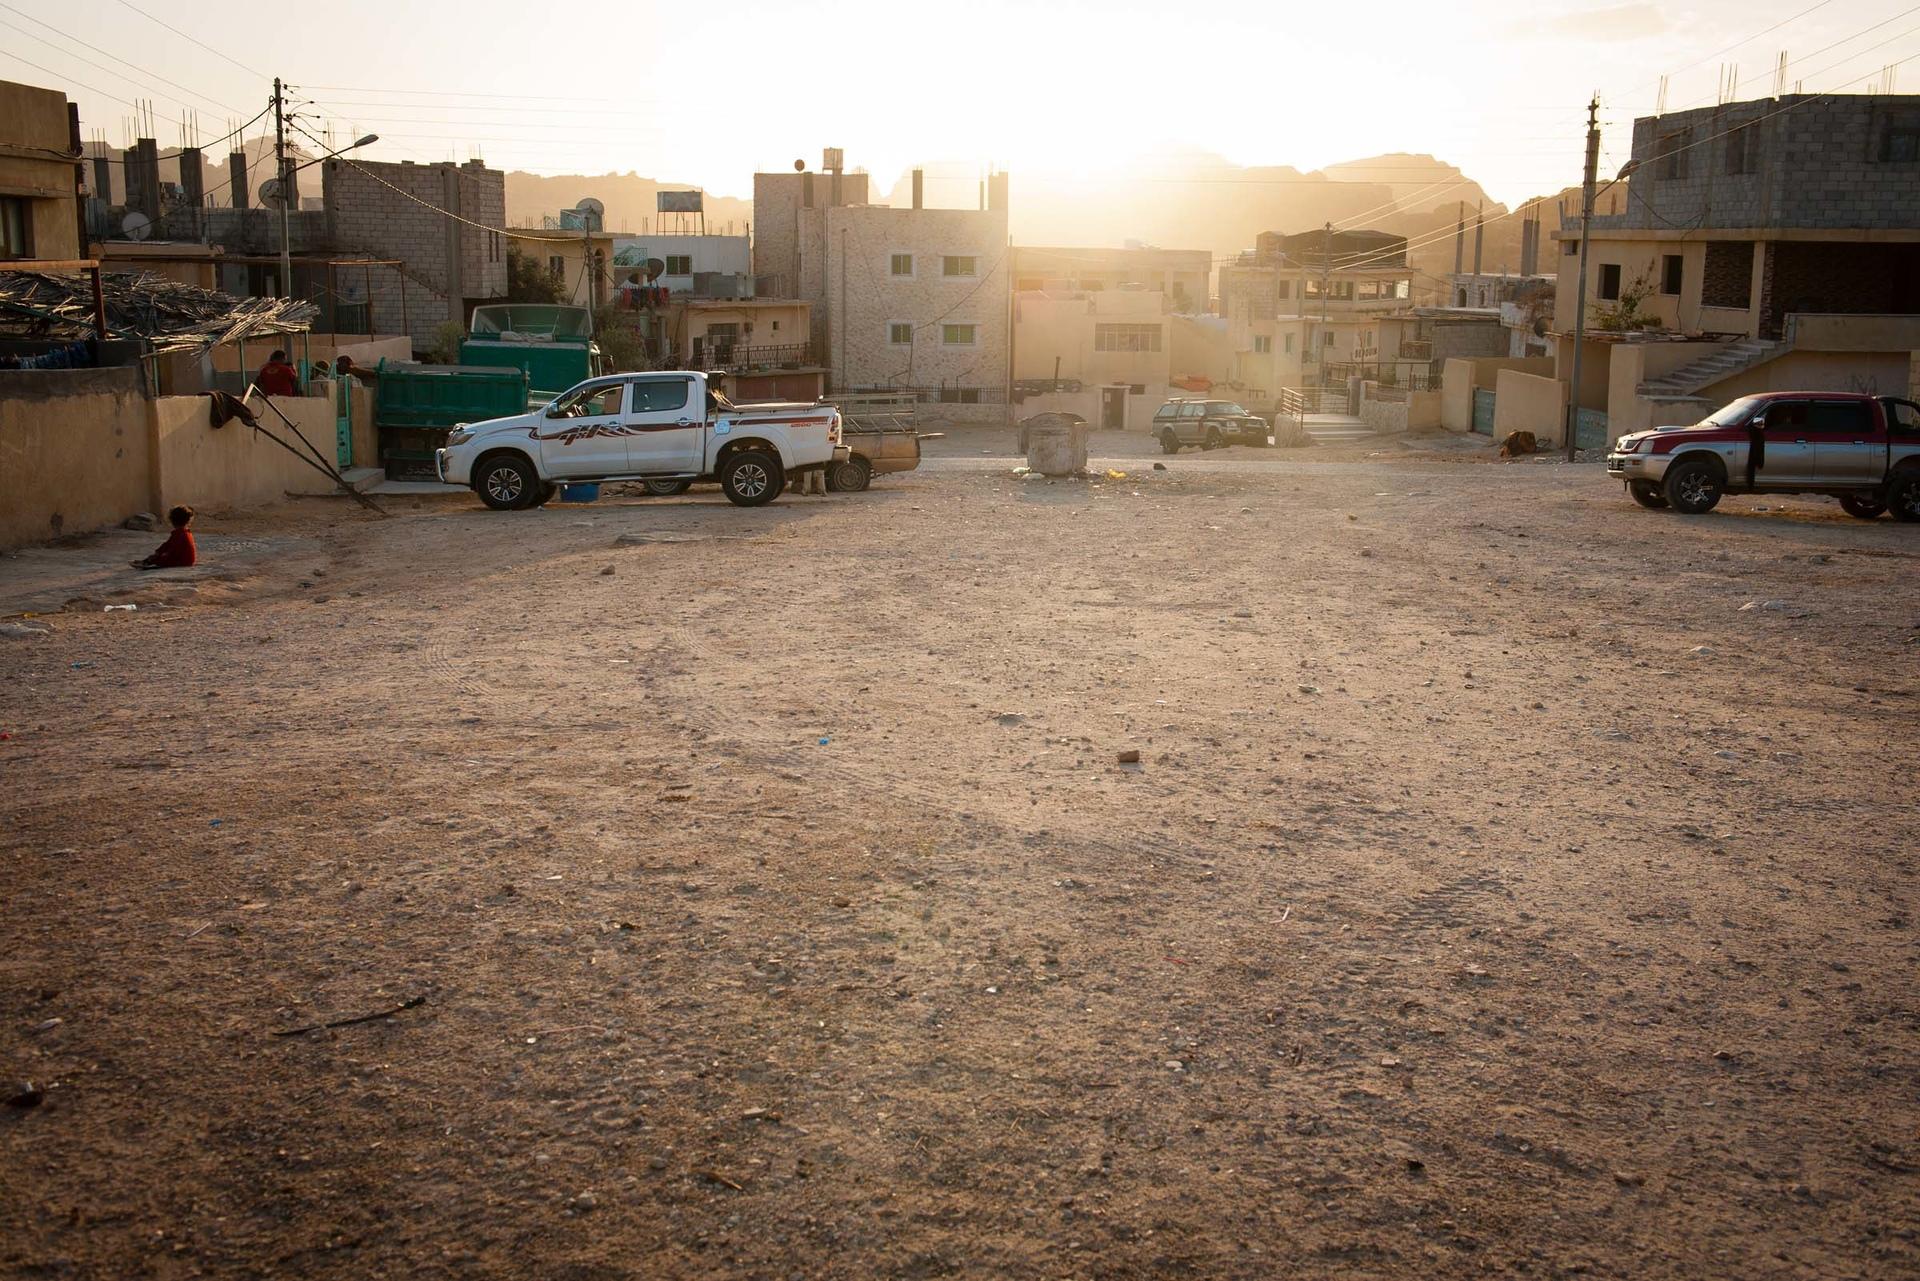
[445,426,473,447]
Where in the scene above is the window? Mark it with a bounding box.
[1275,280,1291,300]
[1598,263,1622,301]
[664,255,692,275]
[1094,323,1162,352]
[942,255,977,277]
[941,323,976,346]
[1656,130,1689,180]
[489,232,501,262]
[0,196,29,259]
[890,253,913,277]
[1252,335,1272,354]
[937,387,980,403]
[630,378,691,412]
[1662,254,1683,296]
[1885,399,1920,436]
[1563,238,1579,257]
[887,322,913,345]
[1177,402,1206,418]
[552,382,626,417]
[1877,112,1920,162]
[1284,334,1295,354]
[1807,400,1875,435]
[1129,383,1145,394]
[1724,123,1758,175]
[548,255,566,279]
[1322,331,1334,348]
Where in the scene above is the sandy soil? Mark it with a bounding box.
[3,439,1917,1280]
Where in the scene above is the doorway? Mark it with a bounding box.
[1100,385,1125,430]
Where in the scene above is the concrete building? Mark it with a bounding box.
[1013,245,1212,314]
[0,79,82,261]
[659,296,822,403]
[1219,228,1414,400]
[1549,92,1920,442]
[321,157,508,349]
[1013,287,1174,429]
[758,159,1010,416]
[516,227,616,309]
[611,233,750,294]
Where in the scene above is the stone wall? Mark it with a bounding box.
[0,368,150,548]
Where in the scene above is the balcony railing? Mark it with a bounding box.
[1398,339,1433,360]
[696,342,815,373]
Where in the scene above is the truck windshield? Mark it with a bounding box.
[1698,396,1764,428]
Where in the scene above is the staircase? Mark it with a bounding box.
[1638,338,1786,398]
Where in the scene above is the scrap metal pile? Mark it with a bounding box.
[0,269,317,356]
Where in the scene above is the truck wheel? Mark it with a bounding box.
[528,482,558,508]
[1628,480,1668,509]
[1839,492,1886,520]
[1662,458,1724,514]
[642,478,693,497]
[476,453,538,511]
[1205,428,1225,450]
[720,450,785,507]
[1159,430,1181,455]
[826,456,871,492]
[1888,471,1920,523]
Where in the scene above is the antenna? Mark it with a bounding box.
[1775,51,1787,98]
[1655,75,1668,116]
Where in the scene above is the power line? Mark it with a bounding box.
[0,46,139,109]
[1613,0,1839,104]
[0,5,244,117]
[112,0,270,83]
[1657,3,1920,115]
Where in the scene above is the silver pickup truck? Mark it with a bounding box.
[1607,391,1920,519]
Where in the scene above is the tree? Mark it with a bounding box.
[1592,270,1660,333]
[507,247,565,305]
[593,304,648,372]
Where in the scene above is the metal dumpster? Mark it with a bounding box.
[373,360,529,480]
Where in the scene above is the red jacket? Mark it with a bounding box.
[146,528,196,568]
[257,360,299,397]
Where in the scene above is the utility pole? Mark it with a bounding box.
[1320,221,1332,389]
[1566,96,1600,462]
[273,77,291,301]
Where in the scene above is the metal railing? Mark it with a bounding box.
[698,342,814,373]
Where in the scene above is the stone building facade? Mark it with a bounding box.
[0,79,82,261]
[321,158,508,349]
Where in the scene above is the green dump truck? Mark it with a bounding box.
[458,304,607,401]
[373,360,530,480]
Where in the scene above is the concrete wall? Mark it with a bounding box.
[750,170,869,301]
[1786,313,1920,351]
[1493,369,1567,446]
[0,368,150,548]
[151,390,343,511]
[1170,314,1233,385]
[1012,246,1211,313]
[0,80,81,260]
[1440,354,1557,431]
[1706,349,1911,400]
[1013,290,1170,399]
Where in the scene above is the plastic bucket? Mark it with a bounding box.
[560,483,601,503]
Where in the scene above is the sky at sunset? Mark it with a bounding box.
[5,0,1915,208]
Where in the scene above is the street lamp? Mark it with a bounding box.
[277,134,379,302]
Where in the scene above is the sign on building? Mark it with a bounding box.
[657,191,704,214]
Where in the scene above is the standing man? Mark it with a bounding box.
[256,349,299,397]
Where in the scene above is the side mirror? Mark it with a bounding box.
[1749,411,1767,430]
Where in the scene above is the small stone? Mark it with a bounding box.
[4,1081,43,1109]
[1360,547,1375,558]
[1713,1049,1734,1061]
[1152,462,1166,470]
[123,512,158,531]
[570,1192,598,1211]
[1614,1171,1647,1187]
[599,565,616,576]
[1689,645,1714,656]
[1297,684,1319,695]
[1165,1060,1184,1071]
[1379,1056,1402,1068]
[1232,609,1253,619]
[30,1018,62,1034]
[1116,749,1141,764]
[647,1156,668,1171]
[1404,1157,1426,1173]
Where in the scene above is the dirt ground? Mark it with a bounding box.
[3,430,1917,1280]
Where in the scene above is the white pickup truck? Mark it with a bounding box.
[436,371,847,509]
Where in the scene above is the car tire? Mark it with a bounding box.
[528,482,558,508]
[1839,492,1886,520]
[1888,470,1920,523]
[1159,431,1181,455]
[1205,428,1224,450]
[642,478,693,497]
[1628,480,1668,509]
[720,449,785,507]
[826,456,871,492]
[475,453,538,511]
[1662,457,1724,514]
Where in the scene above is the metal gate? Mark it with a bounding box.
[1471,388,1497,435]
[334,377,353,468]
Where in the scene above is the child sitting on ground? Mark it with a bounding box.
[132,506,197,571]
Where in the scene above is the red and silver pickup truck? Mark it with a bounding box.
[1607,391,1920,520]
[438,371,846,509]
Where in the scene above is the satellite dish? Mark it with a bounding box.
[792,159,806,172]
[121,211,152,242]
[577,196,604,216]
[258,178,285,210]
[644,258,665,282]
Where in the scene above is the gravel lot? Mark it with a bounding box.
[3,434,1916,1279]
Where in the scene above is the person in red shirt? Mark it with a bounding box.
[132,506,196,571]
[256,350,299,397]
